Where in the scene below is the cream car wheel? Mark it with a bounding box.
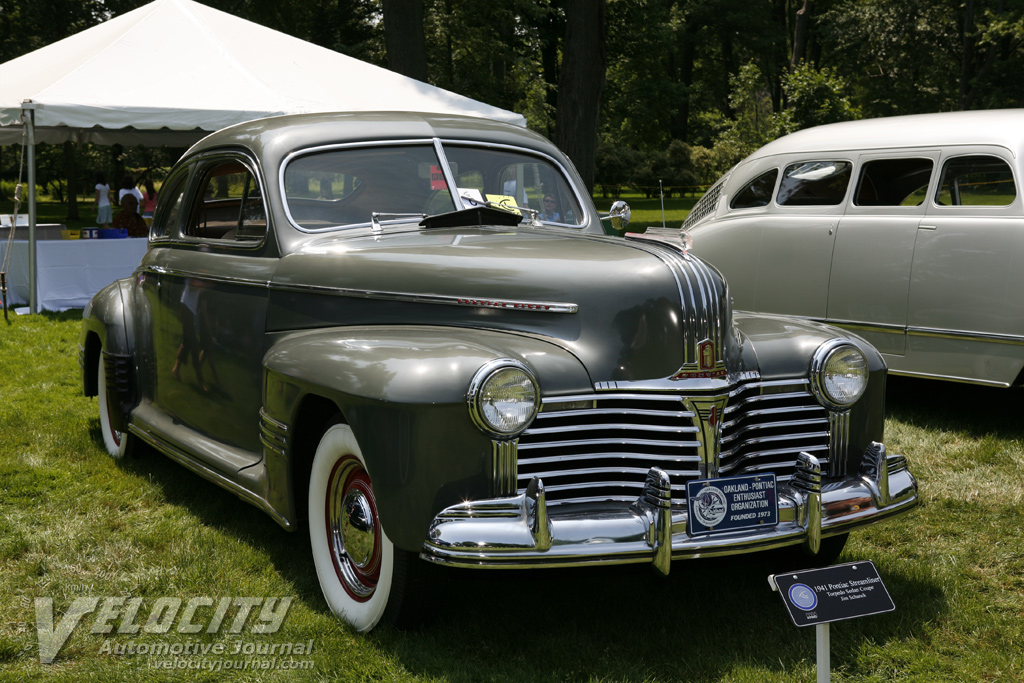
[97,353,132,458]
[309,423,395,632]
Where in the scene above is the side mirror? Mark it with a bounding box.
[604,200,631,233]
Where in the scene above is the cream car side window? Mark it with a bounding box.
[730,169,779,209]
[854,158,934,207]
[935,155,1016,207]
[777,161,852,206]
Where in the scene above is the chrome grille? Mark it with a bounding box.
[516,379,830,506]
[682,172,729,231]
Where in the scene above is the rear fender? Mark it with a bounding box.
[80,279,134,397]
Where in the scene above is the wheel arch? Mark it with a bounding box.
[80,279,133,397]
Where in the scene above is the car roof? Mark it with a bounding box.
[749,109,1024,159]
[186,111,559,162]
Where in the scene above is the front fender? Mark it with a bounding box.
[262,325,592,550]
[735,311,887,469]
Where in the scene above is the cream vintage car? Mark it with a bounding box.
[80,111,918,632]
[683,109,1023,387]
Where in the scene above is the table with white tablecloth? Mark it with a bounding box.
[0,238,149,311]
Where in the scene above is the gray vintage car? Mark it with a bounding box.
[80,111,918,632]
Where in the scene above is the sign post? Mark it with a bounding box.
[770,561,895,683]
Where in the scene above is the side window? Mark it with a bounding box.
[151,169,188,239]
[935,155,1017,207]
[187,160,267,242]
[777,161,852,206]
[854,158,933,206]
[730,169,779,209]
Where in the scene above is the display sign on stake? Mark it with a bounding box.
[769,560,895,683]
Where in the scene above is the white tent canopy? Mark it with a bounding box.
[0,0,525,146]
[0,0,524,311]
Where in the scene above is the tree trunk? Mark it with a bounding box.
[791,0,813,68]
[64,141,79,221]
[554,0,606,193]
[958,0,976,110]
[382,0,428,82]
[673,21,699,142]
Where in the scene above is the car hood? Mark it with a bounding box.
[269,226,738,384]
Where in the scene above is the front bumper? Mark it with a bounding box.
[421,443,917,574]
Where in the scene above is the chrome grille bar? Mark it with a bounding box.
[516,379,831,506]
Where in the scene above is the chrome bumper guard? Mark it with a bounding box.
[421,442,918,573]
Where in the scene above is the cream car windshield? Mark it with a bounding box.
[284,143,583,230]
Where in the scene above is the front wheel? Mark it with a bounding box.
[97,352,134,459]
[308,422,433,632]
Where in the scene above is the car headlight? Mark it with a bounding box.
[810,340,868,410]
[468,360,539,437]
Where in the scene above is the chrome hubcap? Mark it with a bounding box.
[326,457,381,601]
[341,489,376,569]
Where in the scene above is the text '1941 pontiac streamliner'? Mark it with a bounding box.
[80,112,918,631]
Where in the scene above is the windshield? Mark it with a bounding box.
[283,142,584,231]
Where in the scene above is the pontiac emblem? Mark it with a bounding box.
[699,339,716,371]
[683,395,729,478]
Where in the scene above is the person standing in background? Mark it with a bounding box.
[94,172,113,228]
[119,175,144,213]
[141,179,159,226]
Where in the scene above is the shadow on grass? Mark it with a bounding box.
[86,410,946,682]
[372,549,947,682]
[89,431,326,607]
[886,375,1024,440]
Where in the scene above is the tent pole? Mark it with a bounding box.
[23,101,38,314]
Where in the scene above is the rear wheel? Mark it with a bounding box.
[308,422,434,632]
[97,352,134,459]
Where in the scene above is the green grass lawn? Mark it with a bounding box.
[1,314,1022,682]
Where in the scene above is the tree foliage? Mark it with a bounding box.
[1,0,1021,199]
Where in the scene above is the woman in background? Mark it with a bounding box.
[94,173,112,228]
[141,179,158,226]
[119,175,144,213]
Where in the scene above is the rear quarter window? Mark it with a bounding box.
[730,169,779,209]
[935,155,1017,207]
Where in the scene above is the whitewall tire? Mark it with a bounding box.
[309,423,396,632]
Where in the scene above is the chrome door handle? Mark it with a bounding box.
[919,225,937,230]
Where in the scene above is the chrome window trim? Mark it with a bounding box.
[177,152,271,250]
[279,137,591,233]
[279,138,440,234]
[437,138,592,228]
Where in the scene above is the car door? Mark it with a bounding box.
[750,158,852,318]
[905,148,1023,384]
[826,152,938,356]
[148,154,277,471]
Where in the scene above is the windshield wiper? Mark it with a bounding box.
[371,212,427,235]
[419,205,525,230]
